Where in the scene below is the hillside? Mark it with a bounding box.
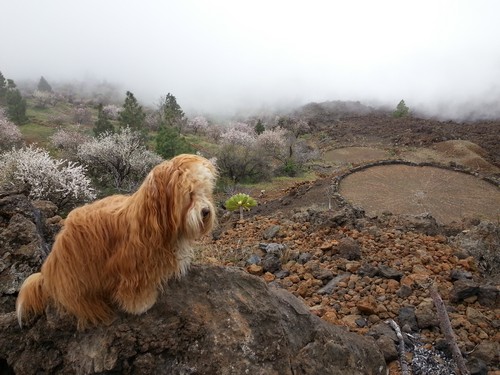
[2,96,500,374]
[200,105,500,374]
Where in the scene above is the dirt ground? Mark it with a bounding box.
[247,114,500,221]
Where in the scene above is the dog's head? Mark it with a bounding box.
[141,154,217,240]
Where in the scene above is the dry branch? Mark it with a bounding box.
[429,282,470,375]
[386,319,410,375]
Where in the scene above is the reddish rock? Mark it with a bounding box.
[357,295,378,315]
[247,264,263,275]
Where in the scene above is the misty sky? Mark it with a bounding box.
[2,0,500,118]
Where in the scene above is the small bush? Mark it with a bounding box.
[0,109,23,151]
[0,145,95,208]
[78,127,163,191]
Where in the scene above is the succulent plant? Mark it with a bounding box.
[225,193,257,220]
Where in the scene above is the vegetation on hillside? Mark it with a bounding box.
[0,72,322,207]
[393,99,410,118]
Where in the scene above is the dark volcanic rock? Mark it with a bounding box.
[0,265,386,375]
[450,279,480,303]
[337,237,362,260]
[452,221,500,277]
[0,193,60,313]
[377,264,403,280]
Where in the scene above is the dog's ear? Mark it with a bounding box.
[142,160,188,236]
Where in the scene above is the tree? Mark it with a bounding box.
[159,93,185,131]
[5,88,28,124]
[0,145,95,208]
[0,71,7,104]
[254,119,265,135]
[155,124,194,159]
[94,103,114,136]
[78,127,163,191]
[393,99,410,118]
[0,108,23,151]
[217,143,271,184]
[33,90,56,108]
[186,116,209,134]
[155,93,193,158]
[37,76,53,92]
[50,126,90,157]
[118,91,146,131]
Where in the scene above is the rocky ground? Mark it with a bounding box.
[201,207,499,374]
[199,112,500,374]
[1,111,499,374]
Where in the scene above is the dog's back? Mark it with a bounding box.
[16,194,130,328]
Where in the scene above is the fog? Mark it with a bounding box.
[2,0,500,119]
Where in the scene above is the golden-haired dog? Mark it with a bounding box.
[16,154,217,328]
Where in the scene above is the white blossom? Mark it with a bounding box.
[0,108,23,151]
[50,126,91,153]
[220,128,257,146]
[186,116,209,134]
[102,104,122,120]
[0,145,95,207]
[77,127,163,190]
[256,127,288,162]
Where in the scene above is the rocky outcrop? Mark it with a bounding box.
[0,265,386,375]
[452,221,500,277]
[0,191,60,313]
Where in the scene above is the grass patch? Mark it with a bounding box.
[19,123,57,146]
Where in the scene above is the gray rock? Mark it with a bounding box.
[337,237,361,260]
[398,306,418,332]
[275,270,290,279]
[377,264,403,280]
[367,322,397,342]
[0,193,56,308]
[262,253,281,273]
[0,265,387,375]
[313,268,334,281]
[415,300,439,329]
[376,335,398,362]
[452,221,500,277]
[298,252,312,264]
[449,269,473,281]
[246,254,261,265]
[259,242,286,256]
[450,279,480,303]
[397,213,439,236]
[477,285,499,307]
[396,285,413,299]
[317,273,351,295]
[262,225,281,240]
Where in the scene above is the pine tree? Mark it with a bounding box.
[393,99,410,118]
[155,93,192,158]
[37,76,53,92]
[93,103,114,136]
[5,77,28,124]
[155,124,194,159]
[118,91,146,131]
[254,119,265,135]
[159,93,185,131]
[0,71,7,104]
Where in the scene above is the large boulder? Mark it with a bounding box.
[0,192,60,313]
[0,265,386,375]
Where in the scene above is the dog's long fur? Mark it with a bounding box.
[16,154,217,328]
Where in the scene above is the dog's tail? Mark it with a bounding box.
[16,273,47,328]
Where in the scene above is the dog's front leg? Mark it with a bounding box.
[113,283,159,315]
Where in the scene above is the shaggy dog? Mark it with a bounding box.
[16,154,217,328]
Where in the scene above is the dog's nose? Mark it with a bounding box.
[202,208,211,218]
